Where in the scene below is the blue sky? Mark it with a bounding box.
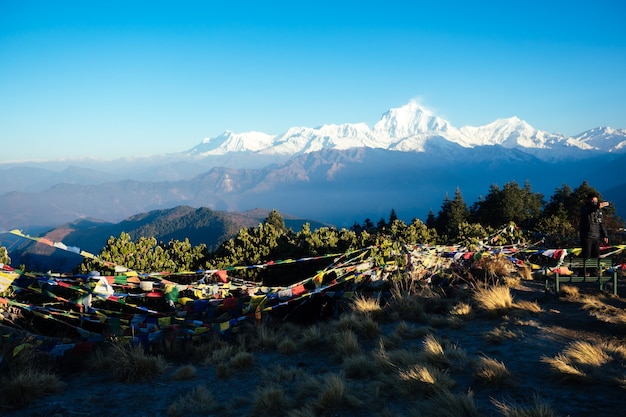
[1,0,625,162]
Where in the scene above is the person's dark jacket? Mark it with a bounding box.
[579,202,608,240]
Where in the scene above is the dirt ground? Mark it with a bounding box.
[4,277,626,417]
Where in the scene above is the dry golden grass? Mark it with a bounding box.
[108,341,169,382]
[517,264,533,280]
[475,254,516,279]
[492,394,558,417]
[473,285,513,315]
[551,340,626,386]
[540,339,620,383]
[422,333,446,361]
[450,301,474,320]
[512,299,543,314]
[166,384,219,417]
[604,341,626,361]
[0,369,66,407]
[562,340,610,367]
[5,275,626,417]
[416,389,483,417]
[580,295,626,325]
[559,284,581,299]
[351,294,383,316]
[484,325,519,343]
[502,276,522,287]
[473,355,516,386]
[421,334,468,369]
[395,363,455,396]
[541,353,589,382]
[171,364,197,380]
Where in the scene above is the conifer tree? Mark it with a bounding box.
[435,187,469,242]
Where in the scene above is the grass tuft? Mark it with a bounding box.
[343,353,380,379]
[215,362,230,379]
[171,364,197,380]
[351,295,383,316]
[473,285,513,315]
[418,389,482,417]
[314,373,363,412]
[252,384,294,417]
[393,321,433,339]
[563,340,610,367]
[0,369,66,407]
[229,350,254,370]
[332,329,361,358]
[202,344,235,366]
[167,385,218,417]
[277,336,298,354]
[473,355,516,386]
[540,353,589,382]
[109,341,169,382]
[298,324,325,348]
[396,364,455,396]
[449,301,474,320]
[512,299,543,314]
[484,326,518,344]
[492,394,558,417]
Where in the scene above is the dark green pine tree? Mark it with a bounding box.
[436,187,469,241]
[470,180,543,229]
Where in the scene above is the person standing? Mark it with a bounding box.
[579,196,609,259]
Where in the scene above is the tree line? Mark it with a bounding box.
[2,180,623,277]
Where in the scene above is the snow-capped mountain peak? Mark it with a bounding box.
[373,100,453,138]
[459,117,563,149]
[188,130,277,156]
[574,127,626,152]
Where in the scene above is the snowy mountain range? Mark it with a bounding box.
[187,101,626,162]
[1,100,625,233]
